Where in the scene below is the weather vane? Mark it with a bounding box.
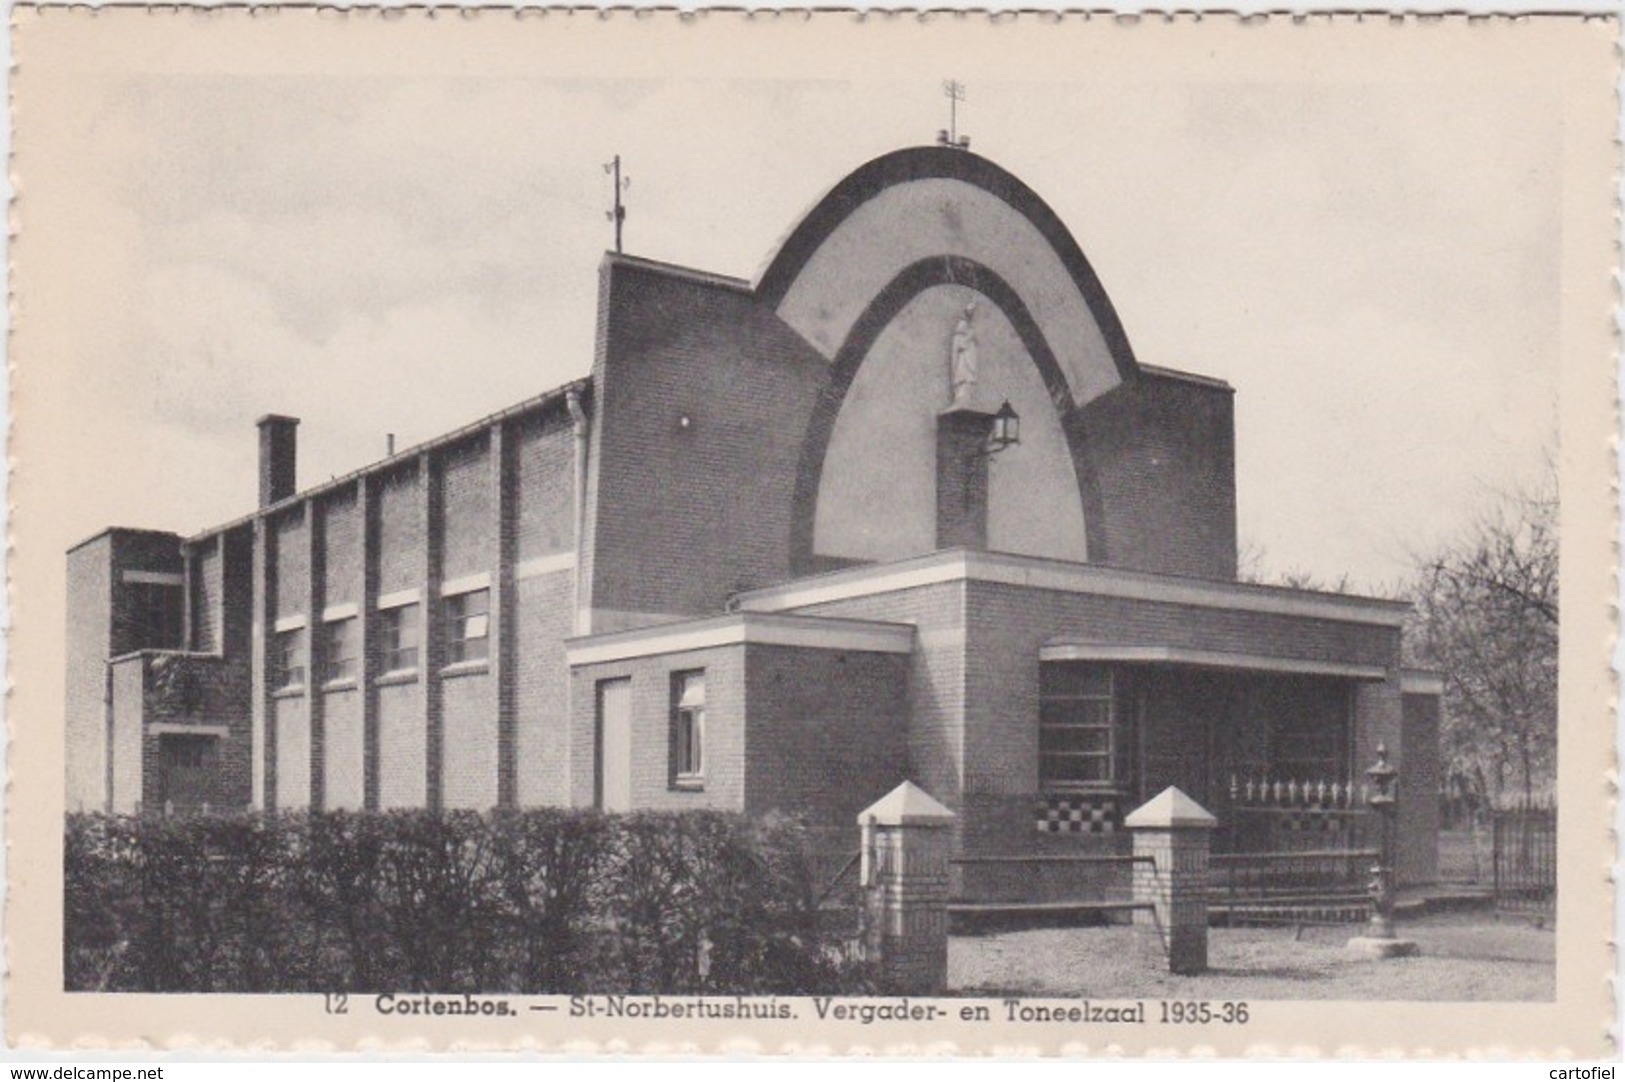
[938,80,970,150]
[604,154,630,254]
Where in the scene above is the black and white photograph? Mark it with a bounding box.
[10,9,1616,1055]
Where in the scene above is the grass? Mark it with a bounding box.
[949,911,1554,1001]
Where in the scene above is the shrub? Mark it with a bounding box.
[63,807,866,994]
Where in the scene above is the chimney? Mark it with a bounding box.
[257,414,300,507]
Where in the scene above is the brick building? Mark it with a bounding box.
[65,145,1443,885]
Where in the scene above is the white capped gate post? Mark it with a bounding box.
[1126,786,1217,975]
[858,781,955,995]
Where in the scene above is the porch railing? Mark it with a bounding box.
[1205,775,1376,924]
[1215,774,1373,854]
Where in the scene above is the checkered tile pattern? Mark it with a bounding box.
[1281,809,1347,834]
[1037,794,1118,834]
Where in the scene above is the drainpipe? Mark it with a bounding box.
[566,387,589,635]
[103,660,114,814]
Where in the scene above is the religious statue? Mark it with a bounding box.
[949,300,978,406]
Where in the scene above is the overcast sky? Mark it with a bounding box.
[19,14,1588,607]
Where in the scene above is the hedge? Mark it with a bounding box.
[65,809,870,995]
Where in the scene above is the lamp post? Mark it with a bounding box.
[1347,742,1420,958]
[1364,744,1399,938]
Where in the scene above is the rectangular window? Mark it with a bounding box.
[273,627,306,692]
[321,617,357,685]
[444,588,490,665]
[380,604,419,674]
[124,582,184,650]
[1039,664,1118,790]
[671,670,705,788]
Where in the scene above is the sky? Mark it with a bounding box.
[16,15,1590,612]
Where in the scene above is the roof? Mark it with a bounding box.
[186,377,591,545]
[602,251,752,294]
[66,526,182,557]
[739,547,1412,628]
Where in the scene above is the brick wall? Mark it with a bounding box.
[67,529,191,811]
[1399,692,1442,885]
[322,685,365,809]
[743,644,910,863]
[512,409,575,560]
[440,435,494,581]
[1072,370,1237,580]
[65,535,114,811]
[190,542,221,654]
[108,532,185,656]
[109,656,144,813]
[321,488,362,610]
[274,693,311,809]
[377,681,426,809]
[272,511,308,621]
[377,466,424,596]
[514,570,574,807]
[568,646,747,812]
[442,670,497,808]
[790,582,968,812]
[587,259,827,624]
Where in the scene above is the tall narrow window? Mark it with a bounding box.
[380,604,419,674]
[1039,664,1118,789]
[273,627,306,692]
[671,671,705,788]
[321,617,357,685]
[444,588,490,665]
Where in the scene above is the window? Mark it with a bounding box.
[671,671,705,787]
[1039,664,1120,789]
[273,627,306,692]
[161,734,210,770]
[125,582,184,650]
[321,617,357,685]
[380,604,419,674]
[444,588,490,665]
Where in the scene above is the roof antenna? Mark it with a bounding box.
[604,154,630,254]
[387,433,395,457]
[938,80,970,151]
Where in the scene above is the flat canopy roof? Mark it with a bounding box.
[565,611,916,667]
[738,547,1411,628]
[1038,642,1388,681]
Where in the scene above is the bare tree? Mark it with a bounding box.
[1408,473,1558,809]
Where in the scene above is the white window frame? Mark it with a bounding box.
[671,670,705,788]
[442,586,490,667]
[321,616,358,686]
[1039,665,1118,791]
[379,602,420,675]
[273,626,306,692]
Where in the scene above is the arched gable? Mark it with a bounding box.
[787,256,1108,572]
[757,146,1140,408]
[765,148,1127,572]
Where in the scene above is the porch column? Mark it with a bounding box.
[1126,786,1217,975]
[858,781,956,995]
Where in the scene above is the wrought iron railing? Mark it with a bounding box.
[1492,799,1556,916]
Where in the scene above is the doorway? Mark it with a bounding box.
[594,677,632,812]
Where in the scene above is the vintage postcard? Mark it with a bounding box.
[7,8,1617,1056]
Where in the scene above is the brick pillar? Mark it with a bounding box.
[858,781,955,995]
[1126,786,1217,976]
[935,407,993,551]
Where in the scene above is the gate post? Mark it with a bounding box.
[1126,786,1217,975]
[857,781,955,995]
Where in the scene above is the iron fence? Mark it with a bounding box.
[1492,799,1556,917]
